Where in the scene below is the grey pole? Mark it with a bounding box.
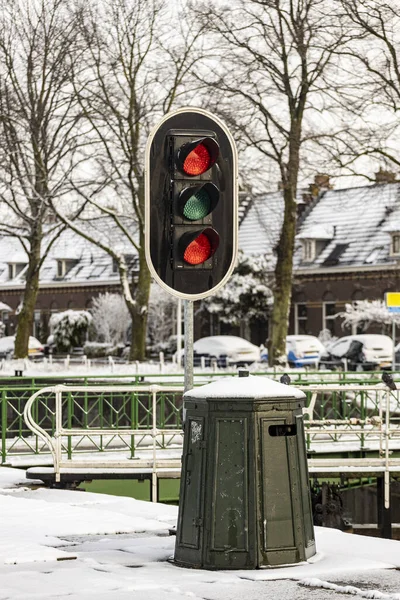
[184,299,194,393]
[392,320,396,371]
[177,298,182,365]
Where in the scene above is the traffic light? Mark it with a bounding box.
[145,108,238,300]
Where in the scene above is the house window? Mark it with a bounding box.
[57,260,65,278]
[112,258,119,274]
[295,303,308,334]
[391,233,400,256]
[302,239,315,262]
[323,302,336,335]
[8,263,27,279]
[56,259,77,278]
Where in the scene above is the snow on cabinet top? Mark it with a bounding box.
[184,374,306,400]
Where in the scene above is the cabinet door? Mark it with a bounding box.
[176,416,205,562]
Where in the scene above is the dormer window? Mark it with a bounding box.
[56,259,78,278]
[8,263,27,280]
[391,233,400,256]
[302,239,315,262]
[297,224,334,264]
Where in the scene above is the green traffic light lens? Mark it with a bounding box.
[183,188,211,221]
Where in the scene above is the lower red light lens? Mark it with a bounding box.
[183,233,212,265]
[183,144,211,176]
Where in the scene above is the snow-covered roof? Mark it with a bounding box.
[297,224,335,240]
[238,190,283,265]
[0,221,138,290]
[239,182,400,271]
[184,374,305,399]
[294,183,400,270]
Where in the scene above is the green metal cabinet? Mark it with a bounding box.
[174,373,316,569]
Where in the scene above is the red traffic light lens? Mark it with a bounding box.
[183,233,212,265]
[182,228,219,265]
[178,138,219,177]
[183,143,211,176]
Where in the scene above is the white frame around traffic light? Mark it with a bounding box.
[144,107,239,301]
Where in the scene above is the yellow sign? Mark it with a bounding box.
[385,292,400,308]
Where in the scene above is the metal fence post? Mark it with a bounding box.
[1,390,6,464]
[151,387,158,502]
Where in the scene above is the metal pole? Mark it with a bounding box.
[177,298,182,365]
[184,300,194,394]
[392,320,396,370]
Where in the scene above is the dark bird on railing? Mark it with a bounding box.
[280,373,291,385]
[382,372,397,391]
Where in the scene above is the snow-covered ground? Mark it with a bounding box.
[0,355,371,380]
[1,466,400,600]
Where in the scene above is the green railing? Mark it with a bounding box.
[1,381,183,463]
[1,371,399,464]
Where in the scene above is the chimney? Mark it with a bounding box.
[375,168,397,184]
[309,174,332,197]
[314,174,332,189]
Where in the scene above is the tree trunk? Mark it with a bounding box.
[268,184,297,365]
[14,229,42,358]
[268,129,301,366]
[129,235,151,362]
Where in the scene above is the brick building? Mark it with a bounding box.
[0,229,137,341]
[238,177,400,345]
[1,177,400,348]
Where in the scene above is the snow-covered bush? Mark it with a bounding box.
[50,310,92,352]
[147,284,177,355]
[91,293,130,345]
[318,328,337,348]
[0,321,5,338]
[340,300,400,331]
[202,251,273,325]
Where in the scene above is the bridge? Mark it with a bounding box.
[1,372,400,534]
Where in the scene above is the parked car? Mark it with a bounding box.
[319,334,393,371]
[0,335,44,360]
[260,335,325,367]
[192,335,260,367]
[286,335,326,367]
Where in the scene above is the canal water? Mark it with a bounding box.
[79,478,180,503]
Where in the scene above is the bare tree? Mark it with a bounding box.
[329,1,400,176]
[191,0,349,364]
[0,0,85,357]
[51,0,204,361]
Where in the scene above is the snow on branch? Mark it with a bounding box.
[340,300,400,330]
[202,251,273,325]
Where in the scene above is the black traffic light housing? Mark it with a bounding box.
[145,108,238,300]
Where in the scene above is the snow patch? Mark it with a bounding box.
[299,577,400,599]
